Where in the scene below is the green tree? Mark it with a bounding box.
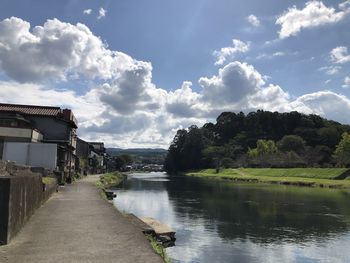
[247,139,278,167]
[335,133,350,167]
[277,135,306,154]
[115,156,126,170]
[248,139,278,157]
[120,154,133,165]
[202,146,227,173]
[317,127,341,148]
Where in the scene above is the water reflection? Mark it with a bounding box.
[113,172,350,263]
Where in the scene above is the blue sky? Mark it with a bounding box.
[0,0,349,148]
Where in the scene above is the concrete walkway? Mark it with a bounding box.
[0,175,163,263]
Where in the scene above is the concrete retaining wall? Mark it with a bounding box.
[0,161,56,245]
[42,182,57,203]
[6,174,43,244]
[0,178,10,245]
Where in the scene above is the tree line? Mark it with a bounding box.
[164,110,350,173]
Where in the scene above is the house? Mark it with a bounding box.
[89,142,106,155]
[89,142,107,174]
[76,137,93,175]
[0,112,43,144]
[0,103,78,183]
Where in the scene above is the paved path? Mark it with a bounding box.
[0,175,163,263]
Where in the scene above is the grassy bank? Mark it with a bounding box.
[96,171,125,189]
[146,235,171,263]
[187,168,350,188]
[95,171,126,199]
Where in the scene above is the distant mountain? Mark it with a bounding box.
[106,148,167,165]
[106,148,167,154]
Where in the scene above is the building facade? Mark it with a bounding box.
[0,103,78,183]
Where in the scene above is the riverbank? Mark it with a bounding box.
[97,172,171,262]
[96,171,125,188]
[187,168,350,188]
[95,171,126,199]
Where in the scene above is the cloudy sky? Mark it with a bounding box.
[0,0,349,148]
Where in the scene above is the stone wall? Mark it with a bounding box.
[0,161,56,245]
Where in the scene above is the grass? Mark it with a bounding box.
[187,168,350,188]
[241,168,348,179]
[145,234,171,263]
[96,171,125,189]
[95,171,125,200]
[42,177,57,185]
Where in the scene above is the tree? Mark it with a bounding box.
[202,146,227,173]
[335,133,350,167]
[248,139,278,157]
[164,126,212,173]
[317,127,341,148]
[164,129,188,174]
[115,156,126,170]
[120,154,133,165]
[305,145,333,167]
[247,140,278,167]
[164,110,350,172]
[277,135,306,154]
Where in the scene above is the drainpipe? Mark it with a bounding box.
[68,130,73,183]
[68,147,72,183]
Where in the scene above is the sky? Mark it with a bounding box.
[0,0,349,148]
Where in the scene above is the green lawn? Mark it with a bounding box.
[187,168,350,188]
[96,171,125,189]
[241,168,348,179]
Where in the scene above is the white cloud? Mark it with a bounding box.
[330,46,350,64]
[166,81,205,118]
[256,52,285,60]
[249,84,291,112]
[1,17,350,149]
[98,61,157,115]
[343,76,350,88]
[276,1,350,39]
[247,14,260,27]
[197,61,350,124]
[273,52,285,57]
[0,81,104,129]
[294,91,350,123]
[83,9,92,15]
[0,17,137,82]
[213,39,250,65]
[319,65,341,75]
[0,17,183,147]
[199,61,264,105]
[2,58,350,148]
[98,7,107,19]
[339,0,350,10]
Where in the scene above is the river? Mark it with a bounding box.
[112,172,350,263]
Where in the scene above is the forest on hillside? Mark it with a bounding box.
[164,110,350,174]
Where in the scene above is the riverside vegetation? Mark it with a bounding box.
[188,168,350,188]
[96,172,125,199]
[146,235,171,263]
[165,110,350,187]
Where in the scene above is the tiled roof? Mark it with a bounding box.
[0,103,61,116]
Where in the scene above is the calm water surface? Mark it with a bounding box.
[112,172,350,263]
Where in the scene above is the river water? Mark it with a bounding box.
[112,172,350,263]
